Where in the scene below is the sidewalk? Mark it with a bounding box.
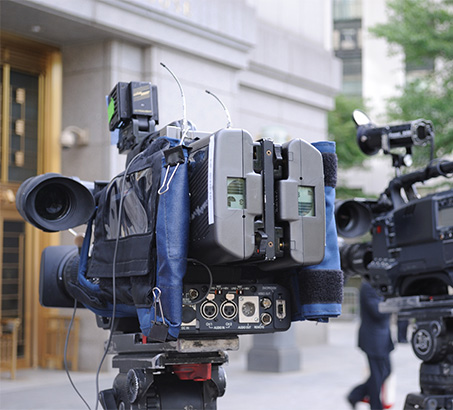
[0,321,420,410]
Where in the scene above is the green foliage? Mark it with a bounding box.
[371,0,453,64]
[370,0,453,157]
[335,185,372,200]
[328,95,368,168]
[386,77,453,158]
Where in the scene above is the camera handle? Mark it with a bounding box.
[383,160,453,209]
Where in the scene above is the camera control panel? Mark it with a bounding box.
[180,283,291,335]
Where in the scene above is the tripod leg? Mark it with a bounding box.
[404,392,453,410]
[202,365,227,409]
[98,388,117,410]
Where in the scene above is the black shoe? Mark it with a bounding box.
[346,394,357,409]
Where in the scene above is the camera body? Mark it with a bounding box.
[337,111,453,298]
[17,81,343,342]
[365,190,453,296]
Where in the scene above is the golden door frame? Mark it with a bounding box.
[1,32,62,368]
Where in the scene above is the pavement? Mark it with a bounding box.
[0,320,420,410]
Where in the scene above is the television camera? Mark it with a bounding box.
[336,110,453,410]
[16,81,343,409]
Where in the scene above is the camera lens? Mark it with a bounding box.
[335,200,372,238]
[337,206,353,232]
[35,184,70,221]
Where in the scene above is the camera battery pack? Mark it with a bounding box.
[188,128,262,265]
[273,138,326,268]
[188,129,326,268]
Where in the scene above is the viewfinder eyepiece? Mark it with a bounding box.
[16,173,95,232]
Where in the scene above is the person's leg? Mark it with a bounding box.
[367,356,390,410]
[347,381,368,408]
[397,319,409,343]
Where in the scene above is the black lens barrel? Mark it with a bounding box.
[357,119,434,156]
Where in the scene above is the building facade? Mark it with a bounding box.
[1,0,340,370]
[333,0,405,118]
[332,0,407,194]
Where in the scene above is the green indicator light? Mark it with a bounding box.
[107,98,115,123]
[298,186,315,216]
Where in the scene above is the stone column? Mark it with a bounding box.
[247,326,301,372]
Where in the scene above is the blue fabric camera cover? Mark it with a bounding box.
[67,136,189,340]
[136,140,190,340]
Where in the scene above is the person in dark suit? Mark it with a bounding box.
[397,318,409,343]
[347,280,394,410]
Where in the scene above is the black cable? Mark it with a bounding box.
[64,299,91,410]
[430,138,435,162]
[94,151,144,410]
[186,258,213,305]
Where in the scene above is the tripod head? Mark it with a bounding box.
[380,296,453,409]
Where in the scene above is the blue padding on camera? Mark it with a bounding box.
[136,308,160,337]
[301,303,342,320]
[77,219,98,291]
[289,268,343,321]
[310,141,341,272]
[138,138,189,340]
[308,185,341,271]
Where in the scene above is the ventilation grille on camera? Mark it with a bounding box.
[189,147,210,241]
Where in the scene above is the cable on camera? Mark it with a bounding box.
[64,299,92,410]
[185,258,213,305]
[94,149,145,410]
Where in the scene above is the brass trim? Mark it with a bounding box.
[0,31,62,369]
[0,31,59,75]
[1,64,10,182]
[42,51,62,174]
[37,74,45,174]
[0,216,3,323]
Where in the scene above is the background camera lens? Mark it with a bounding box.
[35,184,70,221]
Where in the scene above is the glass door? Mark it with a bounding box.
[1,33,62,369]
[0,63,40,368]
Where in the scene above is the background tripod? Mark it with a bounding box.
[380,296,453,410]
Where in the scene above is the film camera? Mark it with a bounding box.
[16,81,343,409]
[337,110,453,410]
